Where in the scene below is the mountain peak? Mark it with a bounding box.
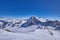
[29,16,47,22]
[30,16,38,19]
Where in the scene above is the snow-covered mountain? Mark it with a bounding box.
[0,16,60,31]
[0,16,60,40]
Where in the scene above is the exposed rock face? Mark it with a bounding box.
[0,16,60,30]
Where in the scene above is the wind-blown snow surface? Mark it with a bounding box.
[0,29,60,40]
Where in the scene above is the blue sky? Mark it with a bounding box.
[0,0,60,20]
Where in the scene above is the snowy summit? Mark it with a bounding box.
[0,16,60,40]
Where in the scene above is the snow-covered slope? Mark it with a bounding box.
[0,16,60,30]
[0,29,60,40]
[0,16,60,40]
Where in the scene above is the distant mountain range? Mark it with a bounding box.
[0,16,60,32]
